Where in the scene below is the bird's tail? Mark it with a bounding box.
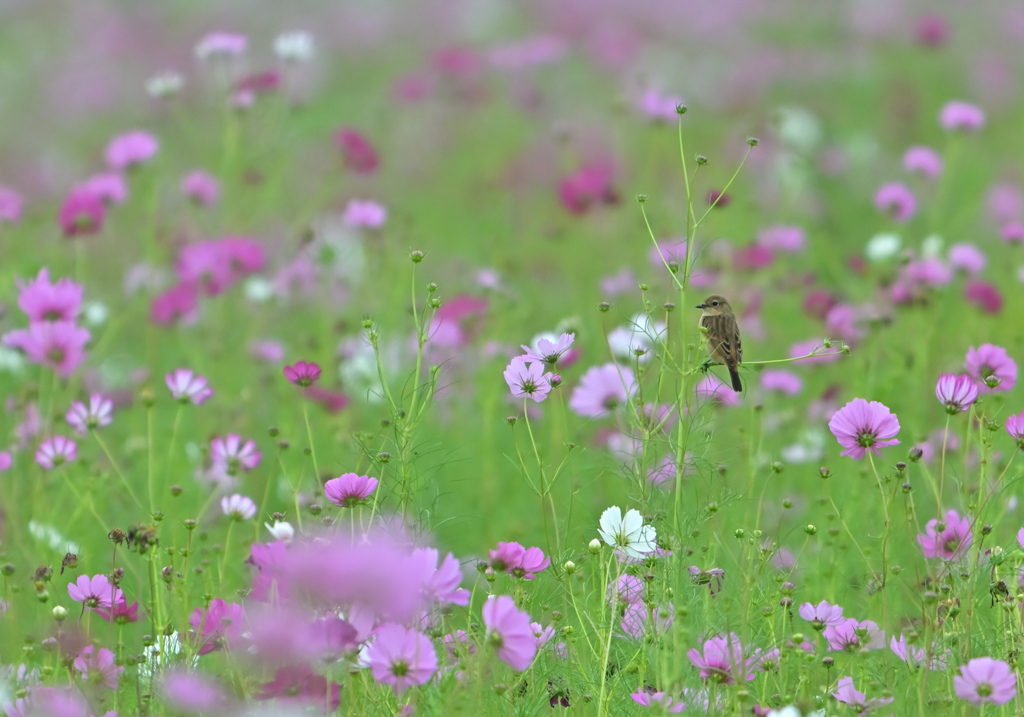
[729,369,742,393]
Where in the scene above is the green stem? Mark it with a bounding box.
[302,400,321,483]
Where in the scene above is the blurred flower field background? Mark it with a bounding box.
[1,0,1024,715]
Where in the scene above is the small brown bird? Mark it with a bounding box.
[696,295,743,392]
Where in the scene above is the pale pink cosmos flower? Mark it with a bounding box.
[16,268,83,322]
[530,622,556,650]
[323,473,378,507]
[569,363,635,416]
[0,185,22,224]
[918,510,972,560]
[965,344,1017,392]
[408,547,470,606]
[988,183,1023,224]
[631,691,686,712]
[694,375,741,406]
[250,340,285,363]
[220,494,257,521]
[342,200,387,228]
[105,131,159,170]
[365,623,437,694]
[954,657,1016,705]
[68,574,123,609]
[0,452,11,471]
[889,634,949,670]
[190,599,246,655]
[935,374,979,414]
[902,145,942,178]
[1007,412,1024,449]
[638,89,684,122]
[824,618,885,651]
[73,646,123,690]
[256,663,339,712]
[483,595,537,670]
[1002,222,1024,244]
[161,670,232,714]
[948,243,986,274]
[521,332,575,366]
[760,369,802,395]
[503,356,552,403]
[195,32,247,59]
[874,182,917,222]
[283,360,321,387]
[78,172,127,205]
[181,171,220,206]
[35,435,77,469]
[798,601,845,631]
[832,676,894,713]
[609,574,646,605]
[827,398,900,460]
[686,633,757,684]
[488,542,550,579]
[2,321,90,376]
[939,101,985,132]
[58,189,105,237]
[166,369,213,405]
[211,434,261,474]
[757,226,805,253]
[66,394,113,433]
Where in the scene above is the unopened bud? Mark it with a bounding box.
[506,416,517,426]
[563,561,576,574]
[588,539,601,554]
[52,605,67,622]
[804,524,817,535]
[695,154,708,165]
[675,104,687,115]
[170,485,182,497]
[598,302,610,313]
[140,388,156,407]
[663,302,675,312]
[636,194,647,204]
[909,447,923,462]
[377,452,391,463]
[549,374,562,388]
[819,466,831,479]
[410,250,424,263]
[747,137,759,147]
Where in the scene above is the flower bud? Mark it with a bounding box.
[377,452,391,463]
[636,194,647,203]
[52,605,67,622]
[598,302,610,313]
[747,137,759,146]
[549,374,562,388]
[819,466,831,479]
[563,561,576,574]
[170,485,182,497]
[410,250,424,263]
[804,524,817,535]
[140,388,156,406]
[506,416,517,426]
[675,104,687,115]
[909,447,923,462]
[361,319,374,329]
[695,154,708,165]
[588,539,601,554]
[664,302,675,311]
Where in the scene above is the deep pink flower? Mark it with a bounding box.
[915,14,949,46]
[798,600,845,630]
[569,363,635,417]
[890,634,948,670]
[36,435,77,469]
[166,368,213,405]
[16,269,83,322]
[220,494,257,520]
[307,386,350,414]
[686,633,757,684]
[1007,412,1024,449]
[824,618,885,651]
[965,344,1017,392]
[733,244,774,272]
[488,542,550,579]
[948,243,986,274]
[58,189,105,237]
[284,360,322,387]
[181,171,220,206]
[189,599,246,655]
[150,282,199,326]
[503,356,552,402]
[918,509,972,559]
[935,374,979,414]
[73,646,123,690]
[195,32,247,59]
[409,547,470,606]
[757,226,805,253]
[2,321,90,376]
[760,370,802,395]
[964,280,1003,314]
[66,394,113,433]
[0,185,22,224]
[236,70,281,95]
[954,658,1016,706]
[827,398,900,460]
[802,290,838,320]
[78,172,127,205]
[365,623,438,694]
[631,691,686,712]
[342,200,387,228]
[483,595,537,670]
[211,434,261,474]
[874,182,916,222]
[706,189,731,207]
[257,663,340,712]
[902,145,943,177]
[334,128,379,174]
[832,676,895,713]
[95,600,139,624]
[939,101,985,132]
[324,473,378,507]
[176,238,265,296]
[558,162,618,214]
[105,131,159,170]
[68,574,123,609]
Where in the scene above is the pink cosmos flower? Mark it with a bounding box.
[365,623,438,694]
[0,185,22,223]
[733,244,774,272]
[66,394,113,433]
[965,344,1017,392]
[874,182,917,222]
[78,172,126,205]
[308,386,350,414]
[482,595,537,670]
[488,542,550,579]
[521,332,575,366]
[250,340,285,363]
[569,363,636,416]
[558,161,618,214]
[324,473,378,507]
[832,676,895,713]
[694,375,741,406]
[639,89,684,122]
[686,633,757,684]
[609,574,646,605]
[915,14,948,46]
[2,321,90,376]
[902,145,943,178]
[827,398,900,460]
[221,494,257,521]
[284,360,322,387]
[68,574,123,609]
[1002,222,1024,244]
[954,658,1016,705]
[211,434,261,474]
[631,691,686,713]
[161,670,232,714]
[16,268,83,322]
[181,171,220,206]
[58,189,105,237]
[939,101,985,132]
[504,356,552,402]
[1006,412,1024,449]
[342,199,387,228]
[789,339,843,364]
[36,435,77,469]
[964,280,1003,314]
[757,226,805,253]
[73,646,123,690]
[95,600,139,624]
[948,243,986,274]
[105,131,159,170]
[918,509,972,559]
[409,547,470,606]
[0,452,11,471]
[334,128,379,174]
[760,370,802,395]
[257,664,339,712]
[166,368,213,405]
[935,374,979,414]
[798,601,845,631]
[824,618,885,651]
[150,282,199,326]
[190,599,246,655]
[889,634,948,670]
[195,32,247,59]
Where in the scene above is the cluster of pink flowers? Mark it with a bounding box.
[559,161,618,214]
[502,332,574,403]
[2,269,90,377]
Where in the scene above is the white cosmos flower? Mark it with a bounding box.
[274,31,315,63]
[597,506,656,559]
[865,233,901,262]
[265,520,295,543]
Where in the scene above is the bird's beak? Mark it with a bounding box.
[696,304,706,309]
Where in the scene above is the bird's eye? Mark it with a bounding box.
[712,301,719,306]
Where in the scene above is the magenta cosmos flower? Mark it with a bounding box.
[569,363,636,417]
[939,101,985,132]
[334,128,379,174]
[66,394,113,433]
[365,623,437,694]
[917,509,972,560]
[488,542,550,579]
[323,473,378,507]
[211,434,261,474]
[559,161,618,214]
[1006,412,1024,449]
[965,344,1017,392]
[79,172,127,205]
[68,574,123,609]
[190,599,245,655]
[221,494,257,521]
[631,691,686,713]
[58,189,105,237]
[283,360,321,387]
[342,199,387,228]
[827,398,900,460]
[964,281,1003,315]
[521,332,575,366]
[105,131,159,170]
[902,145,942,178]
[408,547,470,606]
[166,369,213,405]
[890,634,948,671]
[935,374,979,414]
[257,664,339,712]
[181,171,220,206]
[503,356,552,402]
[483,595,537,670]
[74,646,123,690]
[757,225,805,253]
[686,633,757,684]
[954,657,1016,705]
[36,436,77,469]
[832,676,894,713]
[948,243,986,274]
[874,183,917,222]
[2,320,90,376]
[798,600,845,631]
[824,618,885,652]
[16,268,83,322]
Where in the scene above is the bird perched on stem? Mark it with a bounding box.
[696,295,743,392]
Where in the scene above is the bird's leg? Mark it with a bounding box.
[699,359,713,374]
